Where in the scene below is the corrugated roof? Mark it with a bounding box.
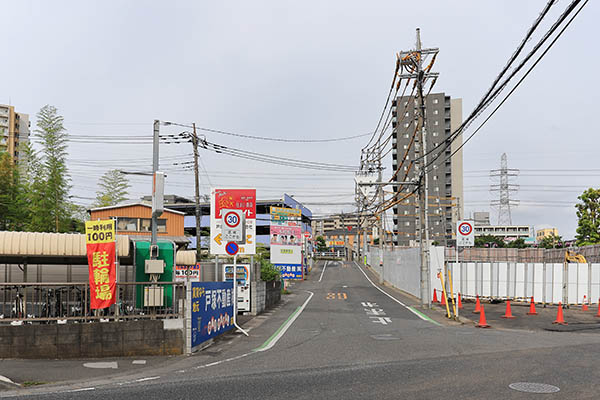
[89,202,186,216]
[0,231,130,257]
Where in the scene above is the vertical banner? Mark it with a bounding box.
[85,220,117,309]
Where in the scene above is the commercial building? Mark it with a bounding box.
[391,93,463,246]
[311,213,376,238]
[0,105,29,164]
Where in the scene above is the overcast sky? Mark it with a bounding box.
[1,0,598,239]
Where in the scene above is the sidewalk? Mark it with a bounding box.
[433,297,600,332]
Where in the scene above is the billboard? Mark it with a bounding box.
[270,207,302,265]
[191,281,235,348]
[210,188,256,255]
[277,264,303,280]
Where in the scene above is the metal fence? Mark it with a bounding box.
[445,244,600,263]
[435,262,600,306]
[0,281,186,324]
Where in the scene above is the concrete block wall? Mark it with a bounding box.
[0,319,184,359]
[251,281,266,316]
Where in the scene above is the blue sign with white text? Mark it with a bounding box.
[191,281,235,348]
[276,264,303,280]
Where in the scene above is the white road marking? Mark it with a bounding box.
[67,388,95,392]
[132,360,147,365]
[353,261,430,322]
[319,261,329,282]
[83,362,118,369]
[135,376,160,382]
[0,375,15,384]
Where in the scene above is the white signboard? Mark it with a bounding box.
[354,172,378,199]
[210,188,256,255]
[174,264,200,282]
[456,220,474,247]
[221,209,245,243]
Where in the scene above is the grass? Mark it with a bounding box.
[21,381,47,387]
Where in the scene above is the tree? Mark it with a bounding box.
[575,188,600,246]
[94,169,130,207]
[315,236,327,252]
[507,238,527,249]
[539,233,563,249]
[474,235,505,248]
[31,105,72,232]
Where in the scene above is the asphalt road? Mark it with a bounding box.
[6,260,600,399]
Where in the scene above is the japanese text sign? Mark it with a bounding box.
[191,281,235,348]
[85,220,117,309]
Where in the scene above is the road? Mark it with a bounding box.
[6,260,600,399]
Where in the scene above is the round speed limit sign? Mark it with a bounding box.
[458,222,472,236]
[224,211,241,228]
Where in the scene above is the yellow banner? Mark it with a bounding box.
[85,220,116,244]
[270,207,301,217]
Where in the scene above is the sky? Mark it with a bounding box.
[0,0,598,240]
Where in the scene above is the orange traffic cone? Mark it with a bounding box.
[432,289,439,303]
[476,303,490,328]
[473,295,481,314]
[501,300,516,319]
[527,296,538,315]
[441,292,447,306]
[457,293,464,309]
[596,298,600,318]
[553,302,568,325]
[582,295,589,311]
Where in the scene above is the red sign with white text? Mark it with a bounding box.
[214,189,256,219]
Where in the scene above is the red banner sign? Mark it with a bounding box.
[85,220,117,309]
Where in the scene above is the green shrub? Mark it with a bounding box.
[260,259,280,282]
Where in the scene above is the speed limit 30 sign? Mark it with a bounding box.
[221,209,245,243]
[457,220,474,247]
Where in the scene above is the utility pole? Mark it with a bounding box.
[399,28,439,307]
[151,119,160,251]
[377,137,385,284]
[192,123,202,262]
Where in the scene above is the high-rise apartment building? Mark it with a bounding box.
[0,104,30,164]
[391,93,463,246]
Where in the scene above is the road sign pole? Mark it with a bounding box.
[232,253,248,336]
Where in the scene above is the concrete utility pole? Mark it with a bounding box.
[192,123,202,262]
[151,119,160,251]
[377,165,384,284]
[398,28,439,307]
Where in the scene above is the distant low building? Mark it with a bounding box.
[536,227,559,242]
[472,211,490,226]
[474,225,533,240]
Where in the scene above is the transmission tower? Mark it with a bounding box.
[490,153,519,225]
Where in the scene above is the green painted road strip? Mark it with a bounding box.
[254,291,314,352]
[408,306,442,326]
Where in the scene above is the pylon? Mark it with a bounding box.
[501,300,516,319]
[527,296,537,315]
[476,303,490,328]
[473,295,481,314]
[553,302,568,325]
[596,298,600,318]
[432,289,439,303]
[441,292,447,305]
[582,295,589,311]
[457,293,463,309]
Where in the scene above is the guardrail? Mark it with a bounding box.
[315,251,346,260]
[0,282,185,324]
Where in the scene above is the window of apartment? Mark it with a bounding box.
[433,175,438,181]
[433,99,438,104]
[404,122,409,128]
[117,218,167,233]
[432,132,439,137]
[405,221,410,226]
[435,221,440,226]
[434,121,439,126]
[403,144,408,150]
[404,112,409,117]
[403,133,409,138]
[433,110,438,115]
[434,187,440,192]
[404,101,408,107]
